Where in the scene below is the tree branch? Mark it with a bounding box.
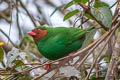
[19,0,37,27]
[78,3,109,31]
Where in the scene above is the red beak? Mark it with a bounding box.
[27,31,36,36]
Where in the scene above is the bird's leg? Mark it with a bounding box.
[44,52,75,71]
[68,52,74,57]
[59,52,75,65]
[68,52,75,64]
[45,64,50,71]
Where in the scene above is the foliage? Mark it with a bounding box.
[64,9,79,21]
[0,47,4,62]
[0,42,4,62]
[91,7,112,28]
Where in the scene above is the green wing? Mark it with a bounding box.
[46,27,88,45]
[38,26,94,45]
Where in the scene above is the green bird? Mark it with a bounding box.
[28,26,94,60]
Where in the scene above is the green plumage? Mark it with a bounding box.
[36,26,94,60]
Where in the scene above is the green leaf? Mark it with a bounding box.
[118,27,120,32]
[64,9,79,21]
[90,73,105,80]
[81,0,87,4]
[74,0,87,4]
[14,60,24,68]
[104,57,110,62]
[94,1,109,8]
[99,7,112,27]
[64,1,74,9]
[64,0,88,9]
[0,47,4,62]
[84,13,92,19]
[17,76,31,80]
[94,1,112,16]
[101,28,106,35]
[90,73,96,79]
[91,7,112,28]
[74,0,81,3]
[81,27,96,49]
[90,77,105,80]
[91,8,103,20]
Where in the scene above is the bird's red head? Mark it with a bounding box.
[27,28,48,42]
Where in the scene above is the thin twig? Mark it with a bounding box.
[16,1,23,39]
[19,0,37,27]
[48,69,59,80]
[32,60,68,80]
[0,11,11,23]
[24,62,42,65]
[76,29,113,69]
[88,0,91,8]
[107,39,113,59]
[112,14,119,26]
[8,0,13,46]
[0,29,16,47]
[34,1,49,25]
[73,17,80,27]
[112,0,120,19]
[78,18,89,28]
[105,48,120,80]
[85,21,120,80]
[78,3,108,31]
[32,71,49,80]
[109,0,118,9]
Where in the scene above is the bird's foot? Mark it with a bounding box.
[68,52,75,57]
[45,64,50,71]
[68,52,75,64]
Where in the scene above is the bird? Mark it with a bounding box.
[27,26,95,60]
